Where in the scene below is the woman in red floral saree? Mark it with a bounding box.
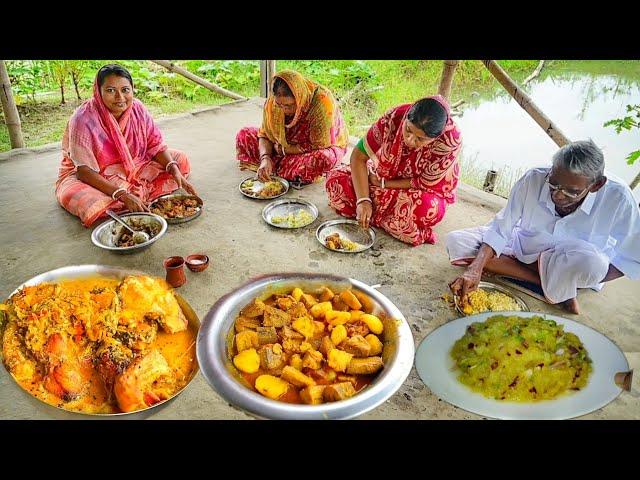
[325,95,461,246]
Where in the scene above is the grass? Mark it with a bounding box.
[458,149,526,199]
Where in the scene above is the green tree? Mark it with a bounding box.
[48,60,69,105]
[67,60,89,100]
[604,104,640,166]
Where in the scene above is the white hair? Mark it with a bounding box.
[552,139,604,181]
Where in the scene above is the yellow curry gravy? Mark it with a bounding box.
[1,277,197,414]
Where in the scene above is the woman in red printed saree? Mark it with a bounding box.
[236,70,348,184]
[325,95,462,246]
[55,64,197,227]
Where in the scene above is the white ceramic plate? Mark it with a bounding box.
[414,311,630,420]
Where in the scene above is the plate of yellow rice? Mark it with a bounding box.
[454,281,528,316]
[414,312,630,419]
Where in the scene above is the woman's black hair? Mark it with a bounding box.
[97,64,134,88]
[407,98,448,138]
[272,76,293,97]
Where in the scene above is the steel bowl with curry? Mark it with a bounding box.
[0,274,198,415]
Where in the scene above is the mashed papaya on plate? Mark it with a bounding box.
[451,315,592,401]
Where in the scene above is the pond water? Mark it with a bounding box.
[456,61,640,199]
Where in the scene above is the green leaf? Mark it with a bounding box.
[626,150,640,165]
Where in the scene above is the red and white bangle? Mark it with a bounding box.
[111,187,127,200]
[356,197,372,206]
[165,160,178,173]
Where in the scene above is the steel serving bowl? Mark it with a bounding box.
[196,273,415,420]
[0,265,200,419]
[91,212,168,253]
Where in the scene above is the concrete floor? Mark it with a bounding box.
[0,98,638,419]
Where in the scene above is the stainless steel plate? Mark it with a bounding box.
[91,213,167,254]
[454,281,529,316]
[239,176,289,200]
[262,199,318,229]
[316,219,376,253]
[149,193,203,224]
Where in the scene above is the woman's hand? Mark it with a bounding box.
[169,164,197,195]
[449,266,482,301]
[273,143,286,156]
[368,172,381,187]
[356,201,373,229]
[257,156,275,182]
[120,192,149,213]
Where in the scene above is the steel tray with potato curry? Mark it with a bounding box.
[197,273,415,420]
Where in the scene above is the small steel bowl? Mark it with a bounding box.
[91,213,167,254]
[186,254,210,272]
[196,273,415,420]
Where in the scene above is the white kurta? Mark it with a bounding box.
[446,167,640,303]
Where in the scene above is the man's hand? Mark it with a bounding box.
[449,266,482,301]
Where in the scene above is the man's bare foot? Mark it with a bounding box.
[562,297,580,314]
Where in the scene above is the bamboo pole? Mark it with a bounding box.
[437,60,460,100]
[0,60,25,149]
[523,60,545,86]
[483,60,571,147]
[630,171,640,191]
[150,60,245,101]
[260,60,276,98]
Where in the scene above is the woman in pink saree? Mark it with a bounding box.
[55,64,197,227]
[325,95,462,246]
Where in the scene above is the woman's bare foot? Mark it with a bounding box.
[562,297,580,314]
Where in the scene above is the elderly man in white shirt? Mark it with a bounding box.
[446,139,639,314]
